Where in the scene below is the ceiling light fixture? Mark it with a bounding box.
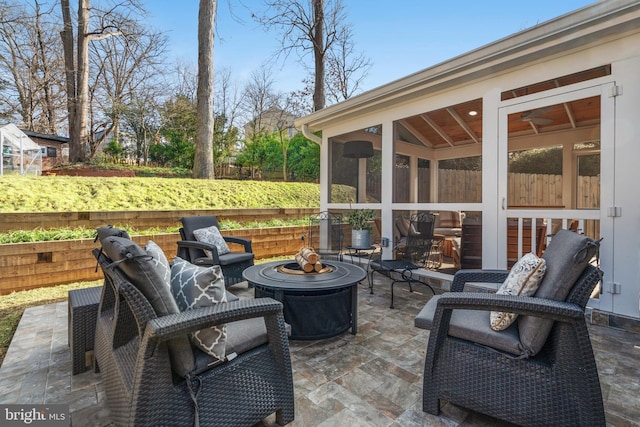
[468,110,478,116]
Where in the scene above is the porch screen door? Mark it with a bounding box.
[497,80,615,312]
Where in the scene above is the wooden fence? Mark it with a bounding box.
[436,170,599,207]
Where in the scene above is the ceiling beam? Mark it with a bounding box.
[554,80,577,128]
[398,120,433,147]
[446,107,480,143]
[420,114,455,147]
[528,121,540,134]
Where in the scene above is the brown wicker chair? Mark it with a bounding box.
[415,230,604,426]
[177,215,254,287]
[92,247,294,427]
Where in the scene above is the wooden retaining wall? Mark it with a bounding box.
[0,208,317,233]
[0,225,309,295]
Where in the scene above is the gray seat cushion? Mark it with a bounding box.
[194,251,254,267]
[416,295,523,356]
[101,236,195,377]
[518,229,599,355]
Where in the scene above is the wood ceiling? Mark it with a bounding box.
[396,65,609,149]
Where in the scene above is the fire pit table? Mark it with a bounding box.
[243,260,366,340]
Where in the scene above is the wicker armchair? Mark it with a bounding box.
[177,215,254,287]
[93,248,294,427]
[415,230,605,427]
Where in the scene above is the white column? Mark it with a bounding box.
[410,155,418,203]
[381,120,394,259]
[320,137,329,210]
[484,88,502,269]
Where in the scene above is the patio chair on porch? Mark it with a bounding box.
[305,211,344,261]
[93,233,294,427]
[415,230,604,426]
[177,215,254,287]
[368,212,436,308]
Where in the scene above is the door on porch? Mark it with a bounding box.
[498,81,615,312]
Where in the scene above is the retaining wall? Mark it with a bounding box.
[0,225,309,295]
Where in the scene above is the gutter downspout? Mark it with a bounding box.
[301,124,321,145]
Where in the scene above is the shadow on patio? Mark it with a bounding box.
[0,273,638,426]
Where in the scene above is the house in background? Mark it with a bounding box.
[23,130,70,171]
[295,0,640,330]
[244,107,297,140]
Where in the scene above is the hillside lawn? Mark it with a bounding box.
[0,176,333,212]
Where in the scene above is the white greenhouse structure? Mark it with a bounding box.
[0,123,42,176]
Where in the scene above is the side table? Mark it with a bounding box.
[68,286,102,375]
[346,245,379,265]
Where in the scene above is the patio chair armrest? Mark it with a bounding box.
[432,292,584,332]
[176,239,221,263]
[145,298,284,342]
[450,269,510,292]
[222,235,253,252]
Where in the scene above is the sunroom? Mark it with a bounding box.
[295,0,640,326]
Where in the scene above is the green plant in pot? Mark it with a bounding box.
[346,208,375,249]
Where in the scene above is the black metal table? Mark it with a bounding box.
[243,260,366,340]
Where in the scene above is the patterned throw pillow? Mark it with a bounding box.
[193,225,231,258]
[145,240,171,286]
[490,252,546,331]
[170,257,227,363]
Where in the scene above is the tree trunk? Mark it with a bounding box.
[60,0,77,155]
[194,0,217,179]
[74,0,90,162]
[312,0,325,111]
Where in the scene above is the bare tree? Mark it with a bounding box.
[242,67,279,138]
[254,0,369,111]
[87,18,167,159]
[0,0,65,133]
[325,24,370,104]
[60,0,142,163]
[193,0,217,179]
[174,61,198,101]
[215,68,244,135]
[120,83,163,165]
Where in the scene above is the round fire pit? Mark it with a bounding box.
[243,260,366,340]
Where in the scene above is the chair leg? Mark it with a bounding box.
[390,279,398,309]
[422,393,440,415]
[368,270,375,294]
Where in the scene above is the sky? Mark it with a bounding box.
[143,0,597,95]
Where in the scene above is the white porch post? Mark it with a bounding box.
[358,158,367,203]
[483,88,502,269]
[319,136,329,210]
[381,120,394,259]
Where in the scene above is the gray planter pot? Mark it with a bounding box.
[351,230,371,249]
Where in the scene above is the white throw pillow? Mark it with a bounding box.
[193,225,231,257]
[490,252,546,331]
[170,257,227,363]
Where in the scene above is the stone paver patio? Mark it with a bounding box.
[1,274,639,426]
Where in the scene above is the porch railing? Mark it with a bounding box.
[506,209,600,261]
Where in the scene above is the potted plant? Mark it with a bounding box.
[346,208,375,249]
